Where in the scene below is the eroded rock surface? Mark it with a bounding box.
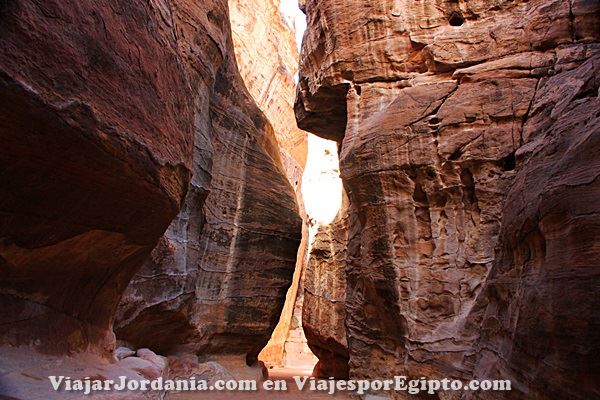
[115,0,302,365]
[0,0,195,357]
[296,0,600,397]
[303,198,349,378]
[0,0,301,398]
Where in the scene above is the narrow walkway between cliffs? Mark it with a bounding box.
[170,25,347,394]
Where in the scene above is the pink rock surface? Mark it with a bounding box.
[0,0,302,398]
[296,0,600,398]
[114,0,302,365]
[0,0,196,356]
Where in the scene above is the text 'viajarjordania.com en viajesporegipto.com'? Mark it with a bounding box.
[49,375,512,396]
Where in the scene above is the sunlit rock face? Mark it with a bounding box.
[113,0,302,364]
[230,0,308,172]
[296,0,600,397]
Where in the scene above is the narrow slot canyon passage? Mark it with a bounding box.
[0,0,599,399]
[173,128,348,400]
[230,0,349,382]
[259,134,343,377]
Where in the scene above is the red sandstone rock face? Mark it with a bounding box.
[303,196,349,378]
[0,0,301,398]
[296,0,600,397]
[114,0,302,364]
[470,53,600,400]
[0,0,196,355]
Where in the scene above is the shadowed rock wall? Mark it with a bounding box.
[114,0,302,364]
[469,53,600,400]
[0,0,196,356]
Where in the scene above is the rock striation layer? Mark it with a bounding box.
[303,196,349,378]
[115,0,302,365]
[296,0,600,397]
[0,0,301,398]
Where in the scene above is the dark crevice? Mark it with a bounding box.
[460,168,480,215]
[535,40,558,51]
[449,14,464,26]
[449,147,462,161]
[568,0,576,41]
[573,82,599,101]
[413,181,432,240]
[411,39,427,51]
[0,0,18,21]
[502,151,517,171]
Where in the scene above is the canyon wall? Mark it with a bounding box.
[0,0,196,358]
[114,0,302,364]
[296,0,600,398]
[470,51,600,400]
[303,195,349,378]
[228,0,311,367]
[0,0,301,398]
